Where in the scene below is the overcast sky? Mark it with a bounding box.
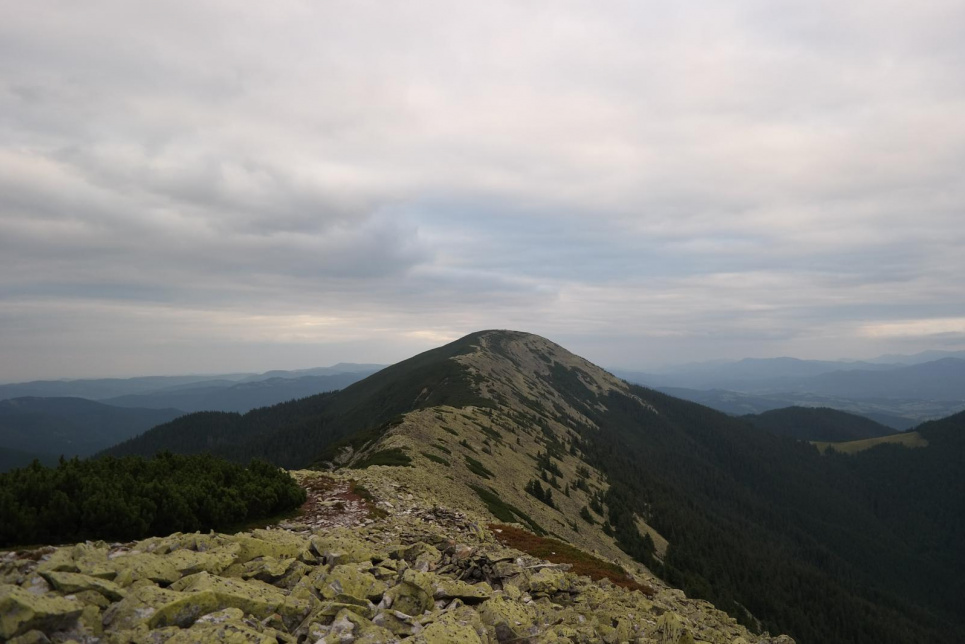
[2,1,964,381]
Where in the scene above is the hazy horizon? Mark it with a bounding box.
[3,2,964,381]
[2,335,963,385]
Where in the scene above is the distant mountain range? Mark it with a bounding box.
[613,356,965,428]
[0,364,384,471]
[103,372,378,413]
[0,364,384,402]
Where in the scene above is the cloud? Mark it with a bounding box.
[1,0,964,378]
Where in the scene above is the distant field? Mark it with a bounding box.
[814,431,929,454]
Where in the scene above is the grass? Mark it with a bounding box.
[469,484,546,536]
[813,431,929,455]
[442,426,459,436]
[421,451,451,466]
[431,443,452,455]
[464,455,493,479]
[351,448,413,469]
[491,523,655,596]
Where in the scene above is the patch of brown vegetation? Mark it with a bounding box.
[490,523,655,596]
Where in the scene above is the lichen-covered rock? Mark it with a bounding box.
[40,570,126,601]
[412,608,486,643]
[108,552,182,587]
[316,563,388,603]
[383,580,433,617]
[526,567,568,595]
[0,584,84,640]
[311,532,380,565]
[477,593,538,642]
[166,571,289,621]
[316,608,396,644]
[431,578,492,603]
[0,470,793,644]
[235,529,309,564]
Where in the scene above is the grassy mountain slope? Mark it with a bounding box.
[744,406,898,441]
[102,330,965,644]
[103,332,492,467]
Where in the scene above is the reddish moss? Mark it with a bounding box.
[490,523,655,596]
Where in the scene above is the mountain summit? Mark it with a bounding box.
[91,330,965,643]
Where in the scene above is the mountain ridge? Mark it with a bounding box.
[97,330,964,643]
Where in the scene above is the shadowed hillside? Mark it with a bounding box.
[744,406,897,442]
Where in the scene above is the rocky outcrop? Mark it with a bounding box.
[0,472,793,644]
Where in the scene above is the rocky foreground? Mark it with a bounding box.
[0,471,793,643]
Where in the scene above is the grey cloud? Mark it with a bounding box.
[1,1,964,379]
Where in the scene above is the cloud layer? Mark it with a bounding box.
[2,1,964,379]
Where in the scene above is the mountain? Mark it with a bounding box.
[869,349,965,365]
[744,406,898,442]
[611,356,896,390]
[0,397,184,469]
[0,446,60,472]
[0,375,250,402]
[105,330,965,644]
[103,372,379,413]
[782,357,965,400]
[617,358,965,428]
[0,364,385,404]
[238,363,386,381]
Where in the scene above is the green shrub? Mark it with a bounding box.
[351,448,413,469]
[464,455,494,479]
[0,453,305,547]
[421,451,450,466]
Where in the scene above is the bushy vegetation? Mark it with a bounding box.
[420,451,450,466]
[469,484,545,536]
[351,448,412,469]
[463,455,493,479]
[0,453,305,547]
[525,479,555,508]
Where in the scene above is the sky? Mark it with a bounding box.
[2,1,965,381]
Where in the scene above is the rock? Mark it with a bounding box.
[315,563,388,603]
[383,580,433,617]
[0,584,84,640]
[321,608,395,644]
[165,571,288,621]
[239,556,297,583]
[526,568,568,595]
[432,578,493,603]
[311,534,379,566]
[40,570,127,601]
[234,530,309,564]
[413,606,488,643]
[478,593,538,642]
[162,616,288,643]
[107,552,182,587]
[164,544,239,575]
